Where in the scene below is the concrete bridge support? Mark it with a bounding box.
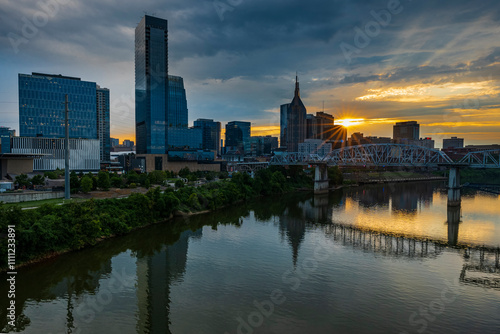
[448,166,461,207]
[314,164,329,194]
[447,206,461,246]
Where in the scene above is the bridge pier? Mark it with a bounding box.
[447,206,461,246]
[448,166,461,207]
[314,164,329,194]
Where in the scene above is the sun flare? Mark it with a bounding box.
[336,118,365,127]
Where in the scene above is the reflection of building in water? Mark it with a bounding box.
[279,195,332,266]
[391,182,435,213]
[350,187,391,209]
[302,195,330,222]
[136,229,202,333]
[460,248,500,289]
[279,204,307,266]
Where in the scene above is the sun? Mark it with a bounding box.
[336,118,365,127]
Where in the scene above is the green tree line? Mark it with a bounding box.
[0,167,313,269]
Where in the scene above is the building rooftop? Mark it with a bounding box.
[30,72,81,81]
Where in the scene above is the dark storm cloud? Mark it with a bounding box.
[340,48,500,85]
[0,0,499,142]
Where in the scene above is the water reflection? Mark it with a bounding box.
[447,206,461,247]
[1,182,499,333]
[136,228,202,333]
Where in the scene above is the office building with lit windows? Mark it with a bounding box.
[18,72,110,162]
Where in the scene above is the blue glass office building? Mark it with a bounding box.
[225,121,251,153]
[135,15,169,154]
[167,75,188,129]
[18,73,110,162]
[19,73,98,139]
[194,119,221,156]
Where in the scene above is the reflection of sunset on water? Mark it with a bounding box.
[331,184,500,247]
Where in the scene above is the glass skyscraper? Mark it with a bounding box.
[167,75,188,129]
[135,15,169,154]
[18,72,110,162]
[194,119,221,156]
[225,121,251,153]
[97,86,110,162]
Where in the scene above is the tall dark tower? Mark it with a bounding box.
[286,76,307,152]
[135,15,169,154]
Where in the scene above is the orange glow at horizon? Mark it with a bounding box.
[335,118,365,127]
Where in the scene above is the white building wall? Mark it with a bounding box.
[11,137,100,171]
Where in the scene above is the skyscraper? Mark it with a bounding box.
[284,76,306,152]
[135,15,169,154]
[306,112,335,140]
[225,121,251,153]
[393,121,419,143]
[194,119,221,155]
[167,75,188,129]
[18,72,110,162]
[280,103,290,149]
[97,86,110,162]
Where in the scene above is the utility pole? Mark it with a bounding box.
[64,94,70,200]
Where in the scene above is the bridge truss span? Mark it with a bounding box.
[324,144,454,167]
[459,149,500,168]
[271,144,454,167]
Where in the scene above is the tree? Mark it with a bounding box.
[178,167,191,178]
[175,179,184,189]
[148,170,166,185]
[110,176,123,188]
[81,176,93,194]
[15,174,31,188]
[328,166,343,186]
[31,174,45,186]
[70,171,80,191]
[97,171,111,191]
[127,170,139,184]
[87,172,97,190]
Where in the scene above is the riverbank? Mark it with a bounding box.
[0,167,312,271]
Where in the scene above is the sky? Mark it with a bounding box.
[1,0,500,147]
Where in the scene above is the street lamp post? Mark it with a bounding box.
[64,94,70,200]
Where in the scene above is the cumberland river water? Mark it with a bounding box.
[1,182,500,333]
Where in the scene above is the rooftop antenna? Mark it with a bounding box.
[323,101,325,112]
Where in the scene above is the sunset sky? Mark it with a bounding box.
[1,0,500,147]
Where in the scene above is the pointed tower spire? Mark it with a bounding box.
[295,73,300,98]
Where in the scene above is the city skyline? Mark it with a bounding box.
[1,0,500,147]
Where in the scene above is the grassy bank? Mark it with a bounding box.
[343,171,441,184]
[0,167,312,270]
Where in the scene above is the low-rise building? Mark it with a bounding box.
[298,139,332,156]
[7,137,100,171]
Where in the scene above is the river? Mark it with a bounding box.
[1,182,499,333]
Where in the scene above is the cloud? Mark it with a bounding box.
[0,0,499,145]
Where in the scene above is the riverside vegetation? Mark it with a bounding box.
[0,166,343,270]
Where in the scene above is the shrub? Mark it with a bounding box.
[81,176,93,194]
[97,171,111,191]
